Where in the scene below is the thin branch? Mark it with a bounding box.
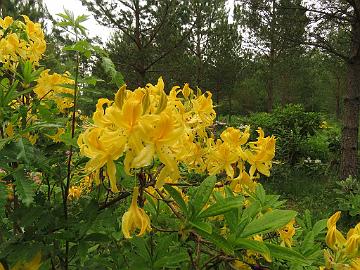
[143,1,171,48]
[98,191,131,210]
[155,188,183,219]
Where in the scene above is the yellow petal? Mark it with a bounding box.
[326,227,346,251]
[132,143,155,168]
[124,150,135,175]
[115,84,127,109]
[327,211,341,228]
[11,251,41,270]
[256,162,271,177]
[107,160,119,193]
[345,234,360,256]
[121,211,132,239]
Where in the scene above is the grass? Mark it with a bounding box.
[262,167,338,220]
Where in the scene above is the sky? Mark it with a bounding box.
[44,0,235,43]
[43,0,113,43]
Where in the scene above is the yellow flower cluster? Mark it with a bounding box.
[78,78,215,192]
[68,175,94,200]
[34,70,75,111]
[323,211,360,269]
[78,78,276,194]
[0,15,46,70]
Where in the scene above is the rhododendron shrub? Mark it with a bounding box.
[0,14,358,270]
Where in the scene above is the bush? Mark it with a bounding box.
[232,104,335,166]
[334,176,360,226]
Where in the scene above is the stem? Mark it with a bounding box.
[196,236,201,267]
[155,188,183,219]
[98,191,131,210]
[63,36,80,270]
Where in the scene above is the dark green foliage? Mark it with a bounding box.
[334,176,360,226]
[233,104,323,164]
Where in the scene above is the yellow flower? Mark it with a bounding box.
[191,91,216,125]
[34,70,75,111]
[68,186,82,200]
[207,139,238,178]
[324,212,360,268]
[0,16,13,29]
[5,122,14,137]
[230,170,258,194]
[252,234,272,262]
[230,260,251,270]
[345,234,360,257]
[135,109,184,174]
[11,251,42,270]
[350,258,360,269]
[78,127,125,193]
[325,211,346,251]
[47,128,65,143]
[23,133,38,145]
[245,128,276,177]
[220,126,250,147]
[0,15,45,68]
[278,219,296,247]
[121,187,151,238]
[182,83,192,99]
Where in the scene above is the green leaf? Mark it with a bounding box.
[198,196,243,219]
[83,233,111,242]
[164,184,188,215]
[195,229,233,254]
[131,237,150,261]
[265,243,309,265]
[153,251,188,268]
[75,14,89,24]
[0,182,7,216]
[101,57,125,87]
[234,238,270,258]
[79,76,98,86]
[312,219,327,236]
[15,138,29,164]
[241,209,297,237]
[254,184,266,204]
[13,166,35,206]
[189,175,216,217]
[0,137,12,151]
[301,231,315,254]
[189,221,212,234]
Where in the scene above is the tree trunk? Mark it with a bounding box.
[228,91,232,123]
[335,75,342,119]
[267,52,274,112]
[340,17,360,179]
[266,0,276,112]
[196,24,202,87]
[280,71,290,105]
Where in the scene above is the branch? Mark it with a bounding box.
[82,0,136,45]
[143,1,171,48]
[155,188,183,219]
[98,191,131,210]
[144,22,196,72]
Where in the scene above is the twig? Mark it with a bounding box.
[155,188,183,219]
[151,225,178,233]
[98,191,131,210]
